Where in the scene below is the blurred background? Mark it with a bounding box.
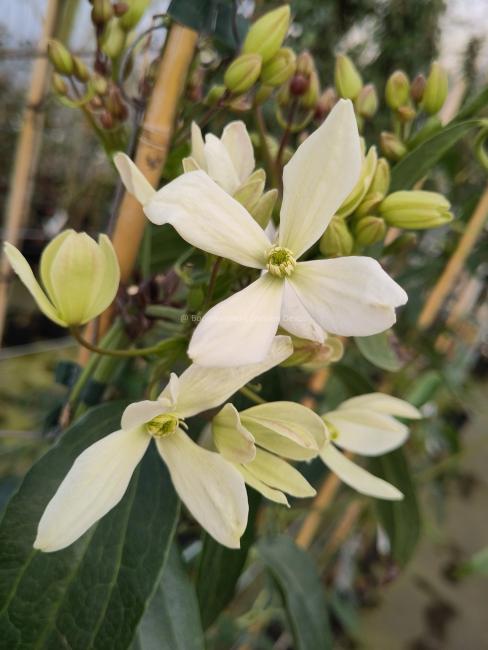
[1,1,487,648]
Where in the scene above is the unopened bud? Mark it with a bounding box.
[101,19,126,59]
[118,0,150,31]
[410,73,426,103]
[289,73,309,97]
[113,2,129,17]
[380,131,407,161]
[92,74,108,95]
[385,70,410,109]
[379,190,453,229]
[260,47,296,86]
[224,54,262,94]
[52,74,68,96]
[282,335,344,369]
[296,50,314,77]
[252,189,278,228]
[100,110,114,129]
[47,39,74,76]
[334,54,363,100]
[72,56,90,82]
[233,169,266,213]
[242,5,290,64]
[397,105,416,123]
[337,147,377,218]
[301,70,320,109]
[355,191,384,218]
[354,215,386,247]
[369,157,390,196]
[422,61,448,115]
[91,0,113,25]
[355,83,378,119]
[319,216,354,257]
[204,84,226,106]
[314,87,337,120]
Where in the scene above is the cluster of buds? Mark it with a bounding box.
[233,169,278,229]
[334,54,378,128]
[48,39,90,92]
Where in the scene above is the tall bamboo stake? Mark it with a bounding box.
[0,0,60,345]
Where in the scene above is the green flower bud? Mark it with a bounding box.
[91,0,113,25]
[242,5,291,64]
[233,169,266,213]
[204,84,227,106]
[385,70,410,109]
[410,73,426,104]
[47,39,74,76]
[301,70,320,109]
[380,131,407,161]
[355,83,378,119]
[281,335,344,369]
[254,84,274,104]
[319,216,354,257]
[118,0,150,31]
[224,54,262,94]
[355,191,384,218]
[260,47,296,87]
[422,61,448,114]
[252,189,278,228]
[369,157,390,196]
[354,215,386,247]
[72,56,90,82]
[379,190,453,229]
[3,231,120,327]
[334,54,363,100]
[93,74,108,95]
[101,19,127,59]
[52,73,68,96]
[337,146,378,218]
[397,105,416,123]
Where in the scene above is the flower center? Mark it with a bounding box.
[146,413,180,438]
[266,246,296,278]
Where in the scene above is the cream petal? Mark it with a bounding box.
[190,122,207,169]
[83,234,120,319]
[175,335,293,417]
[280,278,325,343]
[144,171,270,269]
[290,258,407,337]
[212,403,257,464]
[221,121,255,184]
[34,428,150,552]
[320,443,403,500]
[203,134,241,194]
[156,429,248,548]
[339,393,421,419]
[237,464,289,506]
[113,152,156,205]
[188,273,284,367]
[279,99,362,258]
[39,229,74,303]
[325,409,409,456]
[245,448,316,498]
[3,242,65,326]
[121,399,168,431]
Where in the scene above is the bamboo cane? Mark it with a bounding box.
[0,0,60,345]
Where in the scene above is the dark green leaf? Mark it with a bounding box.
[390,119,482,190]
[369,448,421,566]
[355,331,404,372]
[167,0,212,31]
[333,363,375,396]
[132,544,204,650]
[455,86,488,122]
[0,402,179,650]
[257,535,332,650]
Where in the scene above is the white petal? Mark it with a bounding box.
[4,242,65,326]
[182,156,200,173]
[238,464,289,506]
[203,134,241,194]
[188,273,284,367]
[290,258,407,337]
[340,393,421,419]
[279,99,362,257]
[144,171,270,269]
[320,443,403,500]
[212,403,256,464]
[175,335,293,417]
[121,399,168,431]
[156,429,248,548]
[325,409,409,456]
[245,448,316,498]
[221,121,255,184]
[34,428,150,552]
[191,122,206,169]
[113,153,156,205]
[280,278,325,343]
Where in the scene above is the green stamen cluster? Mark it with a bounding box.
[266,246,296,278]
[146,413,179,438]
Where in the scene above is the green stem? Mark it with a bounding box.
[240,385,267,405]
[202,256,222,312]
[70,326,185,358]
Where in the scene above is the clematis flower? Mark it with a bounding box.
[114,99,407,368]
[34,336,292,553]
[212,401,328,505]
[320,393,421,500]
[4,230,119,327]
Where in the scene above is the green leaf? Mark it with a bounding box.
[132,544,204,650]
[0,402,179,649]
[355,331,404,372]
[333,363,375,395]
[458,546,488,578]
[369,448,421,566]
[257,535,332,650]
[167,0,212,31]
[390,119,482,190]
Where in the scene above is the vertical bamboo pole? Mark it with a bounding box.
[0,0,60,345]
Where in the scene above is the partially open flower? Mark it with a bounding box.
[4,230,120,327]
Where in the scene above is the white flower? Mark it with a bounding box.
[34,336,292,553]
[182,121,255,195]
[114,99,407,368]
[212,401,328,505]
[320,393,421,500]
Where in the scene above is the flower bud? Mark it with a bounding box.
[91,0,113,25]
[252,189,278,228]
[47,39,74,76]
[233,169,266,213]
[397,105,416,123]
[354,215,386,247]
[379,190,453,229]
[355,83,378,119]
[260,47,296,86]
[380,131,407,161]
[242,5,291,64]
[355,191,383,218]
[113,3,129,17]
[118,0,150,31]
[422,61,448,114]
[410,73,426,104]
[369,157,390,196]
[319,216,354,257]
[301,70,320,109]
[314,87,337,120]
[4,231,120,327]
[334,54,363,100]
[52,73,68,96]
[101,19,126,59]
[72,56,90,82]
[204,84,227,106]
[385,70,410,109]
[337,146,377,217]
[93,74,108,95]
[224,54,262,94]
[281,335,343,369]
[289,73,309,97]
